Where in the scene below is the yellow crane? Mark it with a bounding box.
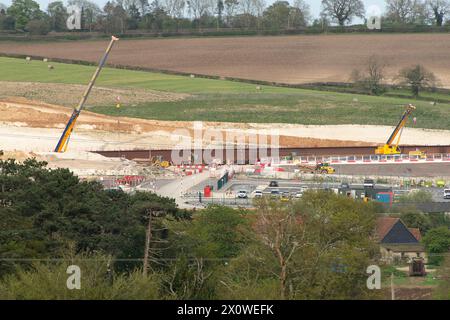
[54,36,119,152]
[375,104,416,155]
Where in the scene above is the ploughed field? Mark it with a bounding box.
[0,34,449,87]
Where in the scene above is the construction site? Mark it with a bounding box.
[1,36,450,210]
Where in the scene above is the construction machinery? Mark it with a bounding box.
[408,149,427,159]
[298,162,335,174]
[375,104,416,155]
[151,156,171,168]
[54,36,119,152]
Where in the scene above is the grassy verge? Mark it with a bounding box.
[92,93,450,129]
[1,57,450,129]
[0,57,291,94]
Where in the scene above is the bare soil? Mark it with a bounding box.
[1,34,449,86]
[0,97,191,133]
[0,98,367,151]
[382,287,434,300]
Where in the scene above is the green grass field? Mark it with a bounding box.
[1,57,449,129]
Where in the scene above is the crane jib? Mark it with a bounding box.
[385,107,414,145]
[54,36,119,152]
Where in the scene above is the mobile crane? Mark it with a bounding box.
[54,36,119,152]
[375,104,416,155]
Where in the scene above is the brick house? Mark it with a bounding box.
[376,217,426,264]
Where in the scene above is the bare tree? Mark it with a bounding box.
[239,0,265,16]
[397,64,438,96]
[385,0,428,24]
[163,0,186,18]
[223,0,239,25]
[120,0,145,12]
[237,0,265,28]
[138,0,150,14]
[254,200,306,299]
[187,0,215,21]
[321,0,365,26]
[350,55,387,95]
[292,0,311,25]
[426,0,450,25]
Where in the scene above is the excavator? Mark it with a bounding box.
[297,162,335,174]
[375,104,418,155]
[54,36,119,153]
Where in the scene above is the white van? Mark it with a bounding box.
[254,190,263,198]
[444,189,450,200]
[237,190,248,199]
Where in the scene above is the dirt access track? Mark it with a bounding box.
[0,33,449,87]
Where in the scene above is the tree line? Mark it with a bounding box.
[0,0,449,36]
[350,55,439,97]
[0,158,380,299]
[1,159,450,298]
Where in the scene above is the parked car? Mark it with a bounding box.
[254,190,263,198]
[295,192,303,198]
[300,186,308,193]
[340,182,350,189]
[237,190,248,199]
[269,181,279,187]
[270,189,280,197]
[444,189,450,200]
[363,179,375,188]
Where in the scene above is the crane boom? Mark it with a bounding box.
[375,104,416,155]
[54,36,119,153]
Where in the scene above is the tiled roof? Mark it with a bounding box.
[376,217,400,241]
[376,217,422,243]
[408,228,422,241]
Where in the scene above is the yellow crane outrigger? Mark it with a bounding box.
[375,104,416,155]
[54,36,119,152]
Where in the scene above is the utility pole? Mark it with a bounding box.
[391,273,395,300]
[143,209,152,277]
[142,209,164,277]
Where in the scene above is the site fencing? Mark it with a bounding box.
[271,153,450,166]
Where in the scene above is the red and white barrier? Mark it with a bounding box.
[176,164,209,176]
[258,153,450,166]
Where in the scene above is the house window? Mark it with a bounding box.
[416,253,420,257]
